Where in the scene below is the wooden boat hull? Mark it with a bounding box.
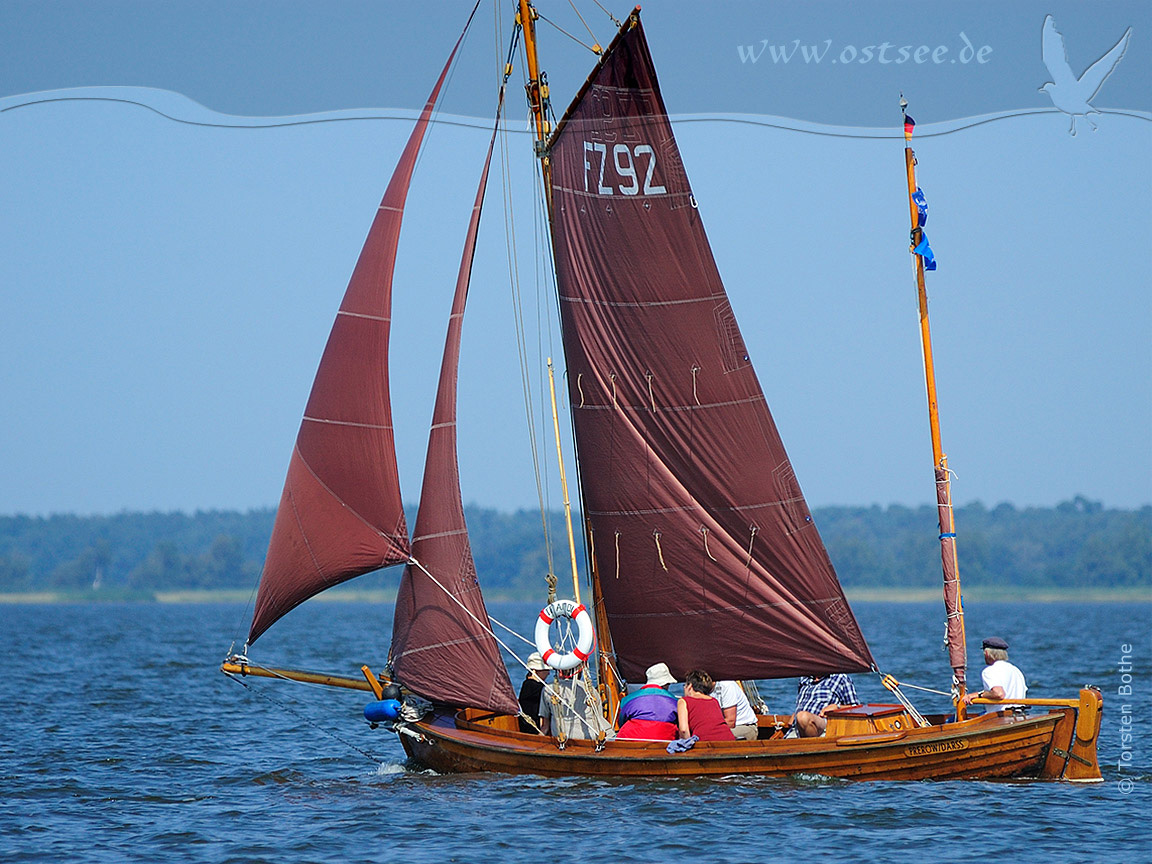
[396,693,1103,782]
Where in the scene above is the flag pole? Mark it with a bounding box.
[900,99,969,715]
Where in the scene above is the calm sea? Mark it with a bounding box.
[2,600,1148,862]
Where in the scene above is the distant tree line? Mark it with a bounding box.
[816,497,1149,588]
[0,497,1147,596]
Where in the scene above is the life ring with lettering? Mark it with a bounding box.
[534,599,596,671]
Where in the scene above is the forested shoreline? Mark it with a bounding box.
[0,497,1147,598]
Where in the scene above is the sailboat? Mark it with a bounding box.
[222,3,1103,782]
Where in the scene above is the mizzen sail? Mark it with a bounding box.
[389,119,519,715]
[247,39,467,646]
[548,15,873,681]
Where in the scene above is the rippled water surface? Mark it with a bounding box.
[2,600,1148,862]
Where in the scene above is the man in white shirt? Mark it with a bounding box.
[963,637,1027,712]
[712,680,759,740]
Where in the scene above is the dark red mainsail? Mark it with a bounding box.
[548,15,874,681]
[247,43,466,646]
[389,120,519,714]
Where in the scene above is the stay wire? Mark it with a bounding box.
[500,33,559,588]
[589,0,622,28]
[409,556,535,657]
[223,670,385,765]
[881,675,952,698]
[410,0,483,188]
[536,11,601,55]
[564,0,604,51]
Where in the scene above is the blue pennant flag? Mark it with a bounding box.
[914,231,937,271]
[912,187,929,226]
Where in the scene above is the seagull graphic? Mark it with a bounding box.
[1040,15,1132,135]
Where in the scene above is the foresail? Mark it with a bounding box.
[548,15,874,681]
[247,40,466,646]
[389,120,519,715]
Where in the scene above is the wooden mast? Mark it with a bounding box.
[548,358,582,603]
[520,2,625,720]
[901,101,969,715]
[518,0,552,212]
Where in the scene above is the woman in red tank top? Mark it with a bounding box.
[677,670,736,741]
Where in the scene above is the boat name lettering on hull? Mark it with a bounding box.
[905,739,970,757]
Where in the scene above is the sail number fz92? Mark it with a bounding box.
[583,142,667,196]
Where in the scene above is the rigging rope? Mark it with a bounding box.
[745,525,758,572]
[223,669,384,765]
[410,0,483,182]
[401,556,555,737]
[653,530,668,571]
[565,0,603,52]
[536,11,601,55]
[589,0,622,28]
[409,557,535,656]
[878,673,933,728]
[542,665,609,744]
[879,675,952,698]
[741,679,770,715]
[499,17,560,597]
[700,526,718,563]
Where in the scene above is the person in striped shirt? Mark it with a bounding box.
[793,673,859,737]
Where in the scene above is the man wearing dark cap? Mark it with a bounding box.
[963,637,1027,712]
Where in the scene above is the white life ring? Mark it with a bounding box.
[534,599,596,671]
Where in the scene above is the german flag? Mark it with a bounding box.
[903,114,916,141]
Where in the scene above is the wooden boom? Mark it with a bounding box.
[220,661,378,693]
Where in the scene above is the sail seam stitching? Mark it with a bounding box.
[293,447,405,545]
[412,528,468,542]
[395,635,487,656]
[337,310,391,322]
[551,185,694,203]
[588,496,806,517]
[577,396,765,412]
[610,597,851,619]
[302,417,393,430]
[558,295,711,308]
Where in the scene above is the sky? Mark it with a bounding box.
[1,1,1149,517]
